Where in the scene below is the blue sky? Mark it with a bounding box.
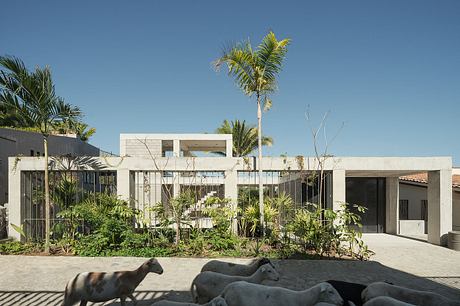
[2,1,459,163]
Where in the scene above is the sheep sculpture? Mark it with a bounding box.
[62,258,163,306]
[191,263,279,303]
[362,282,460,306]
[362,296,415,306]
[220,281,343,306]
[151,296,228,306]
[326,280,367,306]
[200,257,273,276]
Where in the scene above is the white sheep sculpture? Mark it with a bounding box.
[62,258,163,306]
[200,257,273,276]
[151,296,228,306]
[191,263,279,303]
[362,282,460,306]
[220,281,343,306]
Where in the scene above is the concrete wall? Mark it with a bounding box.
[399,183,427,220]
[120,138,162,158]
[400,182,460,232]
[399,220,425,236]
[0,128,99,206]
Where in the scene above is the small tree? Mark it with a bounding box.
[0,56,81,252]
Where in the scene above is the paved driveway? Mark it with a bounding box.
[0,234,459,305]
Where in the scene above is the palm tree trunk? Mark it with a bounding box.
[44,136,50,253]
[257,95,264,236]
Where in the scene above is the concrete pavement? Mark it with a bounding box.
[0,234,459,305]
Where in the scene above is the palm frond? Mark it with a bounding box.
[216,119,273,157]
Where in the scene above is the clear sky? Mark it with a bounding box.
[2,1,459,163]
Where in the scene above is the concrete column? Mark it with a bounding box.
[332,169,346,211]
[173,139,180,157]
[172,139,181,197]
[224,169,238,233]
[226,139,233,157]
[428,170,452,245]
[386,177,399,234]
[8,157,22,241]
[117,169,132,205]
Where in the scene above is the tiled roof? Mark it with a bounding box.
[400,173,460,188]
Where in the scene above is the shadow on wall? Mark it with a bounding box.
[0,290,190,306]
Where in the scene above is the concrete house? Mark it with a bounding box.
[7,133,455,246]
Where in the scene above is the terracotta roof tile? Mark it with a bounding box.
[400,173,460,188]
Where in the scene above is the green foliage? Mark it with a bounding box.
[214,32,290,99]
[153,190,195,244]
[287,203,373,260]
[10,223,27,240]
[3,184,372,260]
[0,241,40,255]
[203,197,234,235]
[215,120,273,157]
[239,191,293,241]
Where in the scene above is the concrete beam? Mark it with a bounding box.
[10,156,452,173]
[428,170,452,245]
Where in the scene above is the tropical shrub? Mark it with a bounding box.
[287,203,373,260]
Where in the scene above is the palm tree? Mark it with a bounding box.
[214,32,290,234]
[74,122,96,142]
[0,56,81,252]
[216,119,273,157]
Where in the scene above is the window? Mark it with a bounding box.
[399,200,409,220]
[421,200,428,221]
[30,150,34,156]
[36,152,40,156]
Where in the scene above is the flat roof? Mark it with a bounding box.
[120,133,232,141]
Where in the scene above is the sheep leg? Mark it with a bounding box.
[128,293,137,304]
[79,301,87,306]
[120,296,126,306]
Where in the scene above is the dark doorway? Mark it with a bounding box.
[346,177,386,233]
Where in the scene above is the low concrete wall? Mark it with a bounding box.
[400,220,425,236]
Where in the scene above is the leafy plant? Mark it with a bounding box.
[153,190,195,245]
[287,202,372,259]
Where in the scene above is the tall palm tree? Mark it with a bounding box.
[214,32,290,234]
[216,119,273,157]
[0,56,81,252]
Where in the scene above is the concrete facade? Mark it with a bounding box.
[8,143,455,247]
[0,128,100,206]
[3,133,455,247]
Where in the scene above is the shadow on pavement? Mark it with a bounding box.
[0,290,190,306]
